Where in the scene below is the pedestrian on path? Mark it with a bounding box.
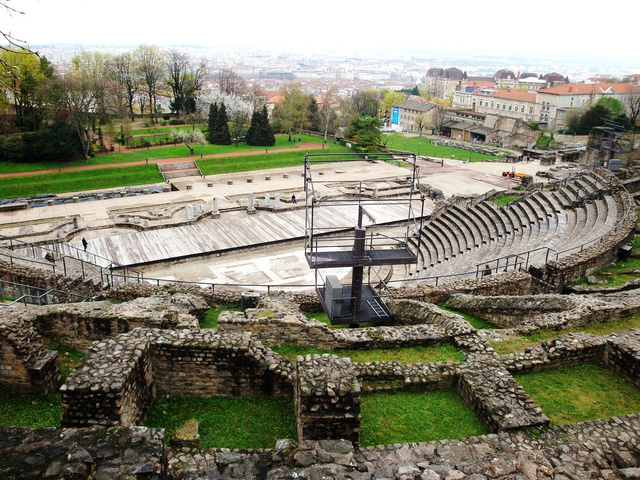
[82,238,88,251]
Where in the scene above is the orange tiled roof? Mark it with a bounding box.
[539,83,640,95]
[477,89,536,102]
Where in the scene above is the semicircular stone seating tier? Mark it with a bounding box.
[407,171,627,284]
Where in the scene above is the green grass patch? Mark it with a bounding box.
[515,363,640,425]
[197,144,351,176]
[130,124,207,136]
[438,305,494,330]
[491,312,640,355]
[493,194,518,206]
[42,339,85,380]
[0,165,163,198]
[360,389,487,446]
[382,133,506,162]
[272,343,464,364]
[200,304,242,329]
[0,135,326,174]
[575,235,640,286]
[0,385,61,428]
[145,396,295,449]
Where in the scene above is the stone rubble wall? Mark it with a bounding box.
[456,366,550,432]
[606,330,640,388]
[295,354,361,445]
[61,327,295,428]
[218,295,474,351]
[6,413,640,479]
[0,316,60,396]
[443,293,577,327]
[2,294,204,350]
[500,333,607,375]
[444,291,640,333]
[151,330,294,398]
[0,425,165,479]
[61,328,155,427]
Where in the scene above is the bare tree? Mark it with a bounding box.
[319,87,338,143]
[216,69,246,95]
[165,49,206,117]
[108,52,139,121]
[134,45,165,124]
[0,1,38,92]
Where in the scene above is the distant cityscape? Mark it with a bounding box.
[33,43,640,96]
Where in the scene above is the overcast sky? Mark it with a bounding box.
[3,0,640,64]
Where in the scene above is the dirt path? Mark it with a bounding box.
[0,143,327,178]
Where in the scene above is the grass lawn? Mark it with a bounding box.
[491,312,640,355]
[360,389,487,446]
[575,236,640,287]
[0,164,163,199]
[438,305,494,330]
[145,396,296,449]
[493,194,518,206]
[382,133,506,162]
[515,363,640,425]
[272,343,464,364]
[200,304,243,329]
[129,124,207,136]
[0,385,62,428]
[0,134,326,174]
[196,144,352,175]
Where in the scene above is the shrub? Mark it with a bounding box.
[162,114,171,121]
[169,119,184,125]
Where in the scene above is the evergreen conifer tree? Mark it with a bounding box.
[246,109,260,146]
[216,103,232,145]
[207,102,218,144]
[259,106,275,146]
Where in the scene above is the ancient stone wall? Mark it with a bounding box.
[606,331,640,388]
[61,328,295,427]
[61,329,154,427]
[152,330,294,398]
[295,354,361,445]
[0,316,60,396]
[5,294,203,350]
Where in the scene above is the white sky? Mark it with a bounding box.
[3,0,640,63]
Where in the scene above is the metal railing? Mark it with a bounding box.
[0,279,92,307]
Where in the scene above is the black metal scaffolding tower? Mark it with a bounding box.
[304,152,425,325]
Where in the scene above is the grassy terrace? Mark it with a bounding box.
[360,390,487,446]
[0,164,163,199]
[272,343,465,364]
[382,133,507,162]
[516,363,640,425]
[0,134,325,174]
[145,396,296,449]
[575,235,640,287]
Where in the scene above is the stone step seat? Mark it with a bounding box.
[522,197,547,222]
[551,189,573,210]
[450,206,487,246]
[574,178,597,198]
[557,185,579,205]
[509,202,536,230]
[476,202,509,237]
[447,207,482,248]
[437,215,470,253]
[432,219,462,258]
[543,190,565,214]
[529,194,555,219]
[421,225,448,264]
[157,161,198,172]
[162,169,202,180]
[468,204,500,240]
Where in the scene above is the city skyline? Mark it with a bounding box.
[3,0,640,70]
